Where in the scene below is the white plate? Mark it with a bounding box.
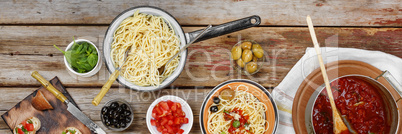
[146,95,193,134]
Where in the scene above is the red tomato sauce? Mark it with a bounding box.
[312,77,389,134]
[224,108,254,134]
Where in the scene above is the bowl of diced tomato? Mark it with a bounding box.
[146,95,193,134]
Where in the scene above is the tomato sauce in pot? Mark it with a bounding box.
[312,77,389,134]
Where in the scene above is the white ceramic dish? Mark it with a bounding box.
[146,95,193,134]
[64,39,102,77]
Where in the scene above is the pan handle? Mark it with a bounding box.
[186,15,261,43]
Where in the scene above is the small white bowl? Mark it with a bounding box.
[146,95,193,134]
[64,39,102,77]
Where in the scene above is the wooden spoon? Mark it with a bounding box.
[306,15,349,134]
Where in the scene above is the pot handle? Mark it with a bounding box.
[187,15,261,43]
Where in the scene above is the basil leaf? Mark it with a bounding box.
[68,129,76,134]
[15,128,18,133]
[76,44,83,54]
[21,126,28,133]
[62,132,66,134]
[87,53,97,67]
[27,119,33,124]
[80,43,88,54]
[53,45,66,55]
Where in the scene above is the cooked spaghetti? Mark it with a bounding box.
[111,11,180,87]
[207,85,268,134]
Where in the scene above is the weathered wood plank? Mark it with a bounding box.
[0,87,208,133]
[0,116,202,134]
[0,26,401,87]
[0,0,400,26]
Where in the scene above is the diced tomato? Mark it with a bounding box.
[160,102,170,111]
[171,103,177,111]
[25,123,34,131]
[151,100,189,134]
[152,112,157,119]
[150,119,157,126]
[160,117,168,125]
[155,106,163,115]
[167,115,174,120]
[156,127,163,132]
[178,129,184,134]
[167,100,174,107]
[174,117,181,125]
[166,125,173,133]
[17,128,24,134]
[167,120,174,125]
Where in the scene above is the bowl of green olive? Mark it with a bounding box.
[230,40,265,75]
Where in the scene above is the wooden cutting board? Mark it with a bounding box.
[1,77,92,134]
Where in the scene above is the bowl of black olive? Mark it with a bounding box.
[100,98,133,131]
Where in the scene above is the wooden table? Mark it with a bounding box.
[0,0,400,133]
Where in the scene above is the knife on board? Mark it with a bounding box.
[31,71,106,134]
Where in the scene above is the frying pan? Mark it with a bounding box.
[103,6,261,91]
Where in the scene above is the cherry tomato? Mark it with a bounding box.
[25,123,34,131]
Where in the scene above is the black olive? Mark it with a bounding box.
[113,111,120,119]
[102,114,108,120]
[112,118,118,125]
[125,117,131,123]
[114,123,121,128]
[120,122,127,128]
[105,119,111,126]
[210,106,218,112]
[120,113,126,119]
[124,110,131,116]
[116,107,122,113]
[213,97,220,104]
[101,107,109,115]
[110,102,119,109]
[120,104,128,110]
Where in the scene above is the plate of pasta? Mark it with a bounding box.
[199,79,278,134]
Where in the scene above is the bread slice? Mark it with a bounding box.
[63,127,82,134]
[13,117,41,134]
[31,90,53,110]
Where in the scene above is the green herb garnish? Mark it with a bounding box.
[232,120,240,128]
[27,119,33,124]
[15,128,18,133]
[68,129,76,134]
[54,38,98,73]
[62,132,66,134]
[21,126,28,133]
[221,131,226,134]
[224,110,229,114]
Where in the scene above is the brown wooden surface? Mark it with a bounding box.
[0,0,400,26]
[0,0,401,134]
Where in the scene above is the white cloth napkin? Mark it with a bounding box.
[272,47,402,134]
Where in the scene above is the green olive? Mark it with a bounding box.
[252,44,264,58]
[242,49,253,63]
[246,62,258,74]
[236,59,245,68]
[253,56,258,62]
[231,46,242,60]
[240,41,252,50]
